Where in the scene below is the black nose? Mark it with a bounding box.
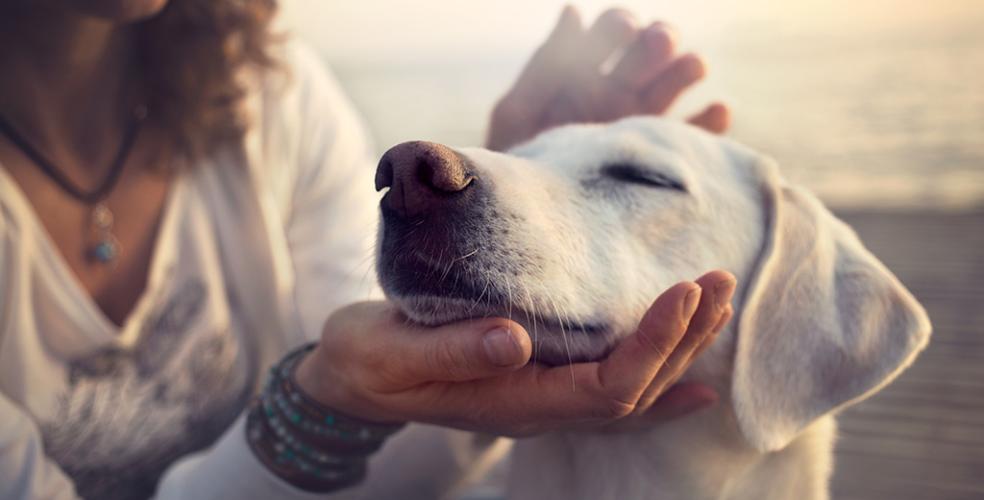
[375,141,476,218]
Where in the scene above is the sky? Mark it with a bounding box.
[279,0,984,64]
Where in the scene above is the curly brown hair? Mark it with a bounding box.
[138,0,280,160]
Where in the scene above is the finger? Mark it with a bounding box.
[688,102,731,134]
[642,53,707,114]
[590,380,718,433]
[642,381,718,422]
[592,282,702,407]
[542,4,584,58]
[559,9,639,123]
[376,316,533,388]
[486,6,583,151]
[608,22,677,90]
[637,272,736,408]
[507,5,583,104]
[691,304,733,361]
[539,91,585,132]
[579,8,639,72]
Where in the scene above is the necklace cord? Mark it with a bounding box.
[0,108,145,205]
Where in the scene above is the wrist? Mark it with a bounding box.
[246,343,404,493]
[293,344,404,426]
[293,346,333,405]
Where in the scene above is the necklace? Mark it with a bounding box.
[0,105,147,264]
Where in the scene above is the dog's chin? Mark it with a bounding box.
[390,294,618,366]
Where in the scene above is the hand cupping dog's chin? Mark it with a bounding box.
[390,294,619,366]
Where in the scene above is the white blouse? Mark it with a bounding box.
[0,41,502,500]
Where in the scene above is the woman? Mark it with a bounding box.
[0,0,736,498]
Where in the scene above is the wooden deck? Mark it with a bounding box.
[831,209,984,500]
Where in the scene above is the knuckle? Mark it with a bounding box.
[635,330,672,363]
[669,356,690,374]
[425,340,468,379]
[679,316,694,332]
[601,396,637,419]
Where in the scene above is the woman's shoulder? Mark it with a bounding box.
[240,38,376,216]
[250,38,370,146]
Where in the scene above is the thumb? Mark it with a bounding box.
[395,319,533,384]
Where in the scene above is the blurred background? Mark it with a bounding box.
[279,1,984,498]
[281,0,984,209]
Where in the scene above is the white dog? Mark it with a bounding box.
[373,117,931,500]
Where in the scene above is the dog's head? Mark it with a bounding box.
[374,116,930,451]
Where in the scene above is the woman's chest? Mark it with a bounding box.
[1,153,173,326]
[38,277,254,499]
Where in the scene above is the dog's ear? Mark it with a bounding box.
[731,158,931,452]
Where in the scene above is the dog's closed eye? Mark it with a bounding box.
[601,164,686,191]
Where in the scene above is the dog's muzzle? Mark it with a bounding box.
[375,141,494,299]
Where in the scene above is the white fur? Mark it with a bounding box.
[377,117,932,499]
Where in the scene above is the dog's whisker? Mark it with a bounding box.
[485,274,495,313]
[468,275,492,315]
[352,252,378,295]
[547,296,577,392]
[439,256,456,282]
[523,286,540,364]
[453,248,480,263]
[559,304,581,390]
[504,276,514,325]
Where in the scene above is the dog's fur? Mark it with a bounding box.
[375,117,932,500]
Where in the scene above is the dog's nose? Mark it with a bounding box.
[375,141,475,218]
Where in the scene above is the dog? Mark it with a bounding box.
[373,116,931,500]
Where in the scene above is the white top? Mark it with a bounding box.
[0,42,503,500]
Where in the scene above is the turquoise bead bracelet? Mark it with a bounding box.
[246,342,404,492]
[272,344,403,442]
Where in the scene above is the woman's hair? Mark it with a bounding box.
[138,0,280,161]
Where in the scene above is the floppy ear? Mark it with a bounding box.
[731,159,932,452]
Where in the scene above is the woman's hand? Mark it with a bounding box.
[487,7,730,152]
[294,271,736,437]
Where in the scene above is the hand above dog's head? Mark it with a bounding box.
[375,117,931,449]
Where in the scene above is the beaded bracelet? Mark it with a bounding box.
[246,342,405,493]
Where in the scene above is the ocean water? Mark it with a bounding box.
[328,28,984,210]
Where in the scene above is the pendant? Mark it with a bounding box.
[88,203,121,264]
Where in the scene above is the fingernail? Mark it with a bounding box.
[715,279,737,310]
[682,287,701,318]
[483,328,523,367]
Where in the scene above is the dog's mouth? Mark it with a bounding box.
[379,249,618,366]
[391,293,617,366]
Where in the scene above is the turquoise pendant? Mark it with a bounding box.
[87,203,120,264]
[90,240,119,263]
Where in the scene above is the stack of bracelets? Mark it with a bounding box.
[246,343,405,493]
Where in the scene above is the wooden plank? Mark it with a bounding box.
[829,209,984,499]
